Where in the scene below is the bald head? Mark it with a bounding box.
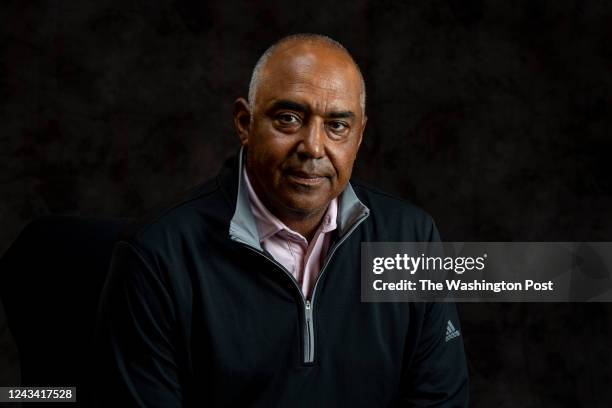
[248,34,366,114]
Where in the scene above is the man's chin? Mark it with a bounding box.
[278,195,330,218]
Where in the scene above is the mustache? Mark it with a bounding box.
[283,160,334,178]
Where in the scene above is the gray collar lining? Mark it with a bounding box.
[229,146,370,249]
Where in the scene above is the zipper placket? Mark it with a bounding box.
[231,211,368,364]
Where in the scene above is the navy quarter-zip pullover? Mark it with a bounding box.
[94,149,469,407]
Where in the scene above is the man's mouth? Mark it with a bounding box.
[285,170,327,186]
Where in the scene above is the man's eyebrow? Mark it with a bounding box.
[327,111,355,119]
[268,100,308,113]
[267,100,356,120]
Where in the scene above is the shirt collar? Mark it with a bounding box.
[229,146,368,250]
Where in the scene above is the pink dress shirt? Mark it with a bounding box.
[243,166,338,299]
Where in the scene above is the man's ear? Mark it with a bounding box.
[233,97,251,146]
[357,115,368,150]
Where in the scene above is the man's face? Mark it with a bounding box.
[236,42,367,218]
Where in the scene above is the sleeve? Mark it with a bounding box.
[93,241,184,407]
[397,215,469,407]
[398,302,469,407]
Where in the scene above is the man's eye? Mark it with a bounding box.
[276,113,300,125]
[327,121,348,132]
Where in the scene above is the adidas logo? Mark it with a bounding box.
[445,320,460,342]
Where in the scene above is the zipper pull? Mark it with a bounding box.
[304,300,313,333]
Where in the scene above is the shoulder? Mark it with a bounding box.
[350,178,439,241]
[119,176,229,255]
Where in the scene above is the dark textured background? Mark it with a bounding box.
[1,0,611,406]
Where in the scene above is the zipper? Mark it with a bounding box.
[231,211,369,364]
[304,300,314,362]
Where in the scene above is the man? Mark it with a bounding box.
[94,34,469,407]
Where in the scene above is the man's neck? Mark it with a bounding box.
[274,206,327,243]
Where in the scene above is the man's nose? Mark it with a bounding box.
[296,118,325,159]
